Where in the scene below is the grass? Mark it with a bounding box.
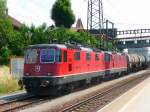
[0,66,20,94]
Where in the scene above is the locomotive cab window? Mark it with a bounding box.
[105,53,111,62]
[25,49,37,64]
[40,49,55,63]
[74,52,80,61]
[86,53,91,61]
[55,50,62,62]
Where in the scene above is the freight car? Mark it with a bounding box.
[128,47,150,66]
[22,44,147,95]
[126,54,147,72]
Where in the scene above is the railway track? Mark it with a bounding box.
[0,95,50,112]
[0,71,149,112]
[61,72,150,112]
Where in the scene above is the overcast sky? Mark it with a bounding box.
[7,0,150,30]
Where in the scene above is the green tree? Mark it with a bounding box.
[0,0,6,16]
[30,24,49,44]
[51,0,75,28]
[0,0,14,57]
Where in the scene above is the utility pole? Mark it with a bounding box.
[87,0,104,32]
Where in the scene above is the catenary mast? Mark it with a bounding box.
[87,0,104,33]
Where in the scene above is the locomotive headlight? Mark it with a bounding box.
[25,73,30,76]
[47,73,52,76]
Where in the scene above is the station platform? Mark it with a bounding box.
[98,77,150,112]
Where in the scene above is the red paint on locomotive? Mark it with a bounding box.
[23,44,128,95]
[24,44,127,77]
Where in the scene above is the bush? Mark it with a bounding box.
[0,66,20,94]
[0,46,11,65]
[0,46,11,58]
[0,57,9,65]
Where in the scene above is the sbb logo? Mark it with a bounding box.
[35,65,41,72]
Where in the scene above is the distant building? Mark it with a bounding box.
[72,18,84,31]
[8,15,22,29]
[89,29,117,38]
[75,18,84,31]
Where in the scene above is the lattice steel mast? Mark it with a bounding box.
[87,0,104,32]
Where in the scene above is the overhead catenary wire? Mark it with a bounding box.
[30,0,51,12]
[9,11,51,24]
[7,0,150,29]
[7,0,51,18]
[7,0,54,26]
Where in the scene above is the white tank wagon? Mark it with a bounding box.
[126,54,147,71]
[138,55,146,67]
[127,54,139,67]
[128,47,150,65]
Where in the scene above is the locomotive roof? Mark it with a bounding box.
[27,44,67,49]
[103,51,112,54]
[80,47,93,52]
[27,44,94,52]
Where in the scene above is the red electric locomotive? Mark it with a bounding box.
[23,44,128,95]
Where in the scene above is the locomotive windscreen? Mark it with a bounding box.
[25,49,37,64]
[25,48,62,64]
[40,49,55,63]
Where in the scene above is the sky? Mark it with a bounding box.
[7,0,150,30]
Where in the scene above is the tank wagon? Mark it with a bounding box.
[23,44,147,95]
[128,47,150,66]
[127,54,147,72]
